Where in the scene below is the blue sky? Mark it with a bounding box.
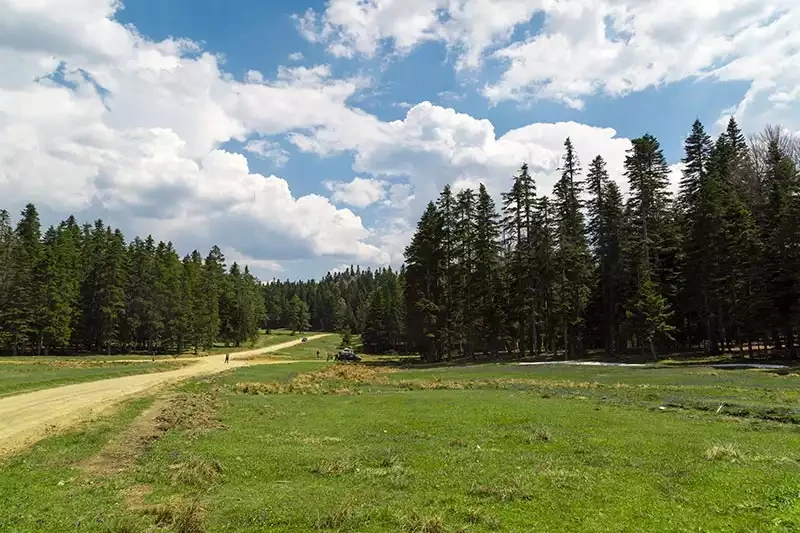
[1,0,798,280]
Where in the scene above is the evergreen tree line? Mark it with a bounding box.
[404,119,800,361]
[4,118,798,361]
[0,208,265,355]
[263,266,404,353]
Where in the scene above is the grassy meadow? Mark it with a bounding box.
[0,359,190,398]
[0,330,318,397]
[0,338,799,532]
[204,329,322,355]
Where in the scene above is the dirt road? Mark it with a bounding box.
[0,335,328,456]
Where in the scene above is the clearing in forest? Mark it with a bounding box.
[1,340,798,532]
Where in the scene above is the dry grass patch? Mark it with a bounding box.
[401,512,446,533]
[529,428,553,443]
[395,377,608,392]
[81,398,169,476]
[310,457,356,477]
[168,454,224,487]
[123,484,154,510]
[156,391,226,434]
[463,508,500,530]
[313,502,364,531]
[148,498,207,533]
[82,392,224,478]
[705,443,742,462]
[235,364,393,395]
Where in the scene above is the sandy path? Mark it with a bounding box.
[0,335,328,456]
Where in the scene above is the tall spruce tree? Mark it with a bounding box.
[0,210,16,351]
[587,157,623,354]
[8,204,43,354]
[501,164,539,356]
[679,119,721,353]
[473,184,504,355]
[762,139,800,355]
[436,185,457,356]
[454,188,477,356]
[553,138,592,357]
[404,202,443,361]
[624,134,674,355]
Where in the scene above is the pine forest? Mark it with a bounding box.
[2,119,800,361]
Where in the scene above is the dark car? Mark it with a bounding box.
[336,348,361,362]
[301,337,308,343]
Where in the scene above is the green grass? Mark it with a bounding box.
[0,359,189,397]
[204,329,324,355]
[2,357,799,532]
[257,333,356,360]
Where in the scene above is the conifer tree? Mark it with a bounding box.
[587,156,623,354]
[501,164,538,356]
[624,134,674,354]
[8,204,43,354]
[198,246,226,349]
[0,210,16,350]
[473,185,503,354]
[436,185,457,356]
[553,138,592,357]
[404,202,443,361]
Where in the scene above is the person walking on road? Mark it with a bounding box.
[225,353,230,364]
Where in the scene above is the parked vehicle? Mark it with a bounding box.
[336,347,360,362]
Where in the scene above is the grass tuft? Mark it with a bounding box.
[149,499,206,533]
[468,479,531,502]
[705,443,742,462]
[313,503,362,530]
[402,512,446,533]
[168,455,224,487]
[104,518,142,533]
[310,457,355,477]
[528,428,553,443]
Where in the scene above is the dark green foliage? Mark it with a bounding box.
[398,122,800,360]
[404,203,443,361]
[0,211,264,355]
[553,138,592,357]
[287,295,311,334]
[3,121,800,359]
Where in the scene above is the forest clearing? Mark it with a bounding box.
[1,334,798,532]
[0,335,329,458]
[2,114,800,533]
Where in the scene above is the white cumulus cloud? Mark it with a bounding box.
[299,0,800,132]
[325,177,388,208]
[0,0,390,274]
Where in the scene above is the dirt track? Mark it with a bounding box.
[0,335,328,456]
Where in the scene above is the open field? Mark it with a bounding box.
[204,329,322,355]
[0,336,328,457]
[244,333,356,361]
[0,331,322,398]
[0,359,190,398]
[1,339,798,532]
